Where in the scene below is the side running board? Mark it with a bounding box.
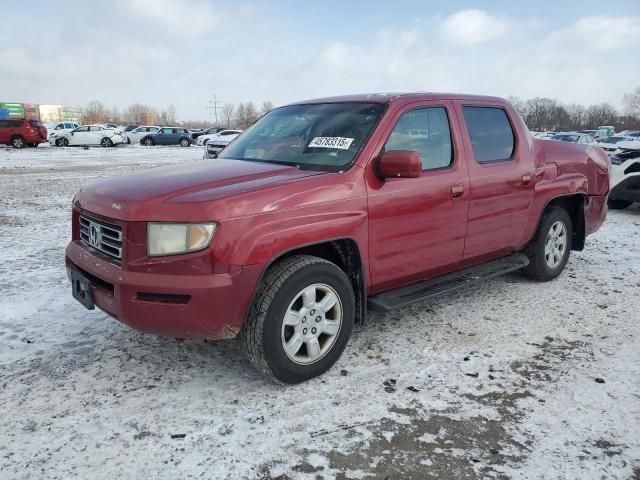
[367,253,529,312]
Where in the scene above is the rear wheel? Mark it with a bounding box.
[241,255,355,384]
[523,206,572,281]
[101,137,113,147]
[180,138,190,147]
[607,198,633,210]
[11,136,25,148]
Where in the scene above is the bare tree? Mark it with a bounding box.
[82,100,108,124]
[622,87,640,118]
[585,103,617,128]
[235,101,260,129]
[261,100,274,115]
[222,103,235,128]
[521,97,569,131]
[566,103,587,130]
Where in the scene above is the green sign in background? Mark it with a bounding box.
[0,103,25,117]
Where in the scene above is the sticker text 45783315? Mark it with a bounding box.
[308,137,354,150]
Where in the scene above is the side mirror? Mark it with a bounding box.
[376,150,421,179]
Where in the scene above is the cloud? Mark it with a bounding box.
[0,5,638,119]
[440,9,510,45]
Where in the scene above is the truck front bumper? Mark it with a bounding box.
[65,241,263,340]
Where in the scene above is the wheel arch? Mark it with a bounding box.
[247,238,367,326]
[539,193,588,251]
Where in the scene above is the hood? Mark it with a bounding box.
[74,159,328,221]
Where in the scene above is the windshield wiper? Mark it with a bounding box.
[237,157,302,168]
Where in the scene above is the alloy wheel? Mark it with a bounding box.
[280,283,343,365]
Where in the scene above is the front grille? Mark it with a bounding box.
[79,215,123,259]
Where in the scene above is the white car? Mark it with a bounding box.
[609,141,640,210]
[45,121,80,134]
[196,129,242,146]
[124,126,160,145]
[598,135,637,155]
[49,125,124,147]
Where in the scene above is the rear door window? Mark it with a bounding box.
[9,120,22,128]
[462,106,515,163]
[384,107,454,171]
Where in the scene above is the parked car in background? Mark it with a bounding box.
[618,130,640,138]
[45,121,80,134]
[139,127,193,146]
[66,92,609,383]
[197,129,242,146]
[202,131,242,158]
[598,135,637,154]
[49,125,123,147]
[193,127,225,139]
[0,118,47,148]
[188,128,204,139]
[550,132,596,144]
[608,142,640,210]
[122,125,139,133]
[123,126,160,144]
[532,131,556,139]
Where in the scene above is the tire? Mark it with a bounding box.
[57,138,69,147]
[241,255,355,384]
[607,198,633,210]
[523,206,572,281]
[180,138,190,147]
[11,136,25,149]
[143,137,154,146]
[101,137,113,147]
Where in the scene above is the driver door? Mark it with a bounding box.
[367,101,470,292]
[69,126,90,145]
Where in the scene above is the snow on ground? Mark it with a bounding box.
[0,144,639,479]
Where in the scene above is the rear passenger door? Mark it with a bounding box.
[0,120,9,143]
[367,101,470,292]
[453,101,535,265]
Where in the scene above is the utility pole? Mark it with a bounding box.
[206,96,222,126]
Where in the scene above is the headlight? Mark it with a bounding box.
[147,223,216,256]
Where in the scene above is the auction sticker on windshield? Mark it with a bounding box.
[308,137,354,150]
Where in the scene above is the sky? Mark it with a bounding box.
[1,0,639,121]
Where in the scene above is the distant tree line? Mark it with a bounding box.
[80,99,274,129]
[509,87,640,132]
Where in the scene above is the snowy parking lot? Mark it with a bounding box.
[1,144,639,479]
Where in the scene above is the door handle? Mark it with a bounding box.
[451,184,464,198]
[522,174,532,186]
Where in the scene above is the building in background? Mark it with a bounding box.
[0,103,81,122]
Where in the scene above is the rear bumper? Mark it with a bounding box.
[65,241,264,339]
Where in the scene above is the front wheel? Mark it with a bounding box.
[608,198,633,210]
[56,138,69,147]
[523,206,572,281]
[11,136,25,148]
[180,138,190,147]
[101,137,113,147]
[241,255,355,384]
[143,137,154,146]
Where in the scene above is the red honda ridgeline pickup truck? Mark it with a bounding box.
[66,93,610,383]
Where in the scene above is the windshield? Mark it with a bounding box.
[605,136,627,144]
[219,102,387,171]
